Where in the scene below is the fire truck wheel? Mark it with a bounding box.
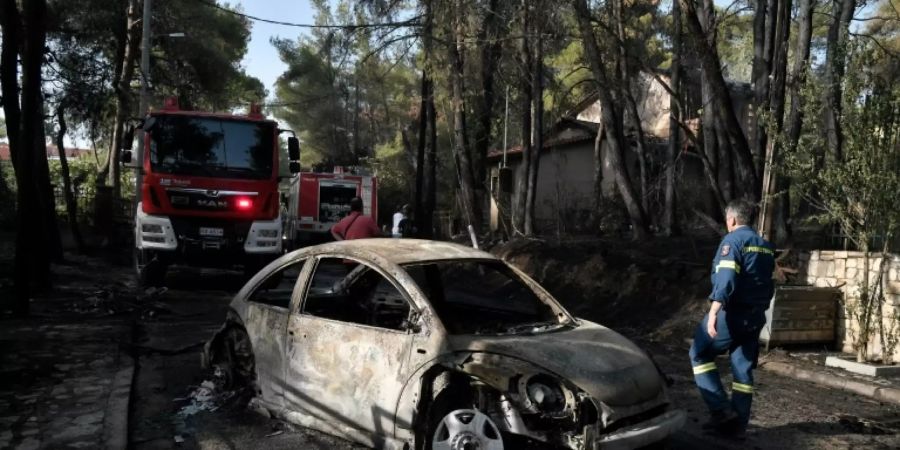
[134,248,167,287]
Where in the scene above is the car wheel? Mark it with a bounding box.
[431,409,503,450]
[215,327,256,390]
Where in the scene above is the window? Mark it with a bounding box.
[302,258,412,331]
[403,260,561,335]
[248,260,306,309]
[148,116,274,180]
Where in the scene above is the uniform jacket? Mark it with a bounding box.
[710,226,775,308]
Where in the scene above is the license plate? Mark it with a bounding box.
[199,227,224,237]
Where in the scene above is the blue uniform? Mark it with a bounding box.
[689,226,775,429]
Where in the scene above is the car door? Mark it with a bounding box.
[283,256,418,440]
[242,258,308,408]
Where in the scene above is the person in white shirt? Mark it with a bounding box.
[391,204,411,238]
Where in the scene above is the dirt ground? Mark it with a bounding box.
[3,232,900,449]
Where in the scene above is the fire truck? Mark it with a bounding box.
[122,98,301,287]
[283,166,378,247]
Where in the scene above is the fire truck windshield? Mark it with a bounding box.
[149,116,274,180]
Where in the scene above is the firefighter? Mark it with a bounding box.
[689,199,775,439]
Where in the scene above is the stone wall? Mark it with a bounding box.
[796,250,900,361]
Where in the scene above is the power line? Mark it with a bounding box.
[194,0,420,29]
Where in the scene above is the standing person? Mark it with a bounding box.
[331,197,381,241]
[391,204,411,238]
[689,199,775,439]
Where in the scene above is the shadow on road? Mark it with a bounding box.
[165,266,247,292]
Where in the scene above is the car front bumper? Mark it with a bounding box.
[593,409,686,449]
[584,409,686,450]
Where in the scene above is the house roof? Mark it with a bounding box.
[0,143,92,161]
[487,117,598,160]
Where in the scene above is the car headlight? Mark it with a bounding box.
[526,376,566,413]
[142,223,163,233]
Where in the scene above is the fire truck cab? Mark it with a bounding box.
[124,98,300,286]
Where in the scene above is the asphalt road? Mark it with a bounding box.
[128,266,900,450]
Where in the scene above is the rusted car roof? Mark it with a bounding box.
[307,238,496,264]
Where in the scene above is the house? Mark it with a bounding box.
[489,70,753,233]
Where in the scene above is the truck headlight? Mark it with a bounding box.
[258,229,278,238]
[142,223,164,233]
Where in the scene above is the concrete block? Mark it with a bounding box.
[808,260,820,277]
[846,267,859,280]
[810,251,820,261]
[817,263,830,278]
[821,252,834,261]
[825,355,900,377]
[827,263,835,277]
[847,258,857,269]
[887,281,900,295]
[890,267,899,281]
[835,251,849,259]
[835,259,846,279]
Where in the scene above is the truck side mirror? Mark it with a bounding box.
[288,137,300,161]
[121,150,133,164]
[289,161,301,174]
[123,125,135,150]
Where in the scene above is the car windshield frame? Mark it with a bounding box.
[400,258,575,336]
[148,115,276,180]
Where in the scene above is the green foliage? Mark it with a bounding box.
[783,40,900,361]
[366,132,414,224]
[151,1,266,110]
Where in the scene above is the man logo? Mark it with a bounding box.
[197,199,228,208]
[205,190,220,198]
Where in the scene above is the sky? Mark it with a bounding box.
[235,0,317,101]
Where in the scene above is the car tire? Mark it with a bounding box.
[217,327,256,390]
[135,248,166,287]
[420,382,503,450]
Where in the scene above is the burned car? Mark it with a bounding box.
[202,239,684,449]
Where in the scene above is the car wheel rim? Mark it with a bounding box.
[432,409,503,450]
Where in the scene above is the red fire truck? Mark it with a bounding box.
[123,98,301,286]
[283,166,378,247]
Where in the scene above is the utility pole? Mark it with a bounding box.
[134,0,151,212]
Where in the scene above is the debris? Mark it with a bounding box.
[174,434,185,444]
[265,430,284,438]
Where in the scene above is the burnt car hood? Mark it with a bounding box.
[448,320,664,406]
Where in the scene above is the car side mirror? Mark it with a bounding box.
[289,161,301,174]
[122,125,135,150]
[288,137,300,161]
[121,150,133,164]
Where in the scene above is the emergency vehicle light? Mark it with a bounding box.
[236,198,253,210]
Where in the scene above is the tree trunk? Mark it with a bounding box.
[106,0,142,199]
[449,0,481,234]
[682,0,759,198]
[615,0,651,220]
[663,0,682,235]
[34,97,63,263]
[424,91,437,238]
[56,105,86,253]
[473,0,502,202]
[525,34,543,236]
[573,0,650,239]
[414,72,429,235]
[419,0,436,238]
[592,124,605,212]
[515,2,533,235]
[759,0,792,243]
[1,0,33,315]
[823,0,856,162]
